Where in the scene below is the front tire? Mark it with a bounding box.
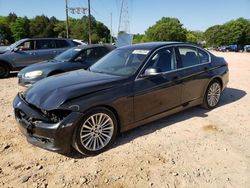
[72,107,118,156]
[0,64,10,78]
[202,80,222,109]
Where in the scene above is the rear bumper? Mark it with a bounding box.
[222,69,229,91]
[13,93,83,153]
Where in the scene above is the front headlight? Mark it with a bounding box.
[24,70,43,78]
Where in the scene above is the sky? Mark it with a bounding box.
[0,0,249,35]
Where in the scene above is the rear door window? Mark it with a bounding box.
[55,40,70,48]
[36,40,56,49]
[178,46,200,68]
[145,47,176,72]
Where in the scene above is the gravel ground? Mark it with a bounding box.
[0,52,250,188]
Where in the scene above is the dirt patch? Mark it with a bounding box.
[203,125,223,133]
[0,52,250,187]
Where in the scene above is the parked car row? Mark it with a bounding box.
[18,44,115,86]
[11,41,229,156]
[207,44,250,52]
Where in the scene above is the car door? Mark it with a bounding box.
[10,40,37,68]
[34,39,57,62]
[133,47,182,121]
[176,45,211,104]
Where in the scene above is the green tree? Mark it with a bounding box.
[29,15,58,37]
[186,32,197,44]
[223,18,250,46]
[95,21,110,43]
[10,17,30,41]
[69,16,110,43]
[7,12,17,23]
[54,21,67,38]
[133,33,145,43]
[144,17,187,42]
[204,18,250,47]
[0,16,13,43]
[69,17,89,40]
[204,25,226,46]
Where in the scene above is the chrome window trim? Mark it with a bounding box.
[136,44,211,80]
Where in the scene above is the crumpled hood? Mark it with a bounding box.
[24,70,124,110]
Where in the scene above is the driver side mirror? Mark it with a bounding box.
[142,67,162,77]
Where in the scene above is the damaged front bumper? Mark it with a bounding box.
[13,93,83,153]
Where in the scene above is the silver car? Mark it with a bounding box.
[0,38,78,78]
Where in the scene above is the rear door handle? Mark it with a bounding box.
[204,67,209,71]
[173,76,179,80]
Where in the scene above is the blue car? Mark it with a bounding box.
[0,38,78,78]
[17,44,116,87]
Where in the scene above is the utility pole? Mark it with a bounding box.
[110,13,112,44]
[88,0,92,44]
[65,0,69,38]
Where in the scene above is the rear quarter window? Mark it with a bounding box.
[198,49,210,63]
[36,40,56,49]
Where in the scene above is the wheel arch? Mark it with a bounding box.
[209,76,223,88]
[202,76,223,98]
[82,104,121,133]
[0,59,13,70]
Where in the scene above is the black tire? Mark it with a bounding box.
[0,63,10,78]
[72,107,118,156]
[202,79,222,109]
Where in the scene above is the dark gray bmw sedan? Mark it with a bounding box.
[13,42,229,156]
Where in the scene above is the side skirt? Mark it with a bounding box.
[120,98,203,132]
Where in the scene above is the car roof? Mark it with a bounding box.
[74,44,116,50]
[22,38,72,41]
[118,42,187,50]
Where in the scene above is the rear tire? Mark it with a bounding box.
[0,64,10,78]
[202,80,222,109]
[72,107,118,156]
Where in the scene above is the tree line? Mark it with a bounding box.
[133,17,250,47]
[0,13,111,44]
[1,13,250,47]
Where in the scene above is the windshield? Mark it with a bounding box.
[89,49,149,76]
[54,48,81,62]
[6,40,23,51]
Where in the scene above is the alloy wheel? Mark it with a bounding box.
[207,82,221,107]
[80,113,114,151]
